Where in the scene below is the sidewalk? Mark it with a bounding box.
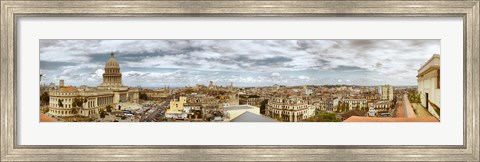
[411,103,433,117]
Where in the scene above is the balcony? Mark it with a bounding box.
[428,100,440,116]
[418,54,440,77]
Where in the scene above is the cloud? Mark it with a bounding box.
[40,39,440,87]
[271,72,280,77]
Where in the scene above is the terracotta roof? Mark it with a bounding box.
[343,116,439,122]
[40,113,57,122]
[59,86,77,91]
[340,110,367,118]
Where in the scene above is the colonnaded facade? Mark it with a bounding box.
[48,52,139,117]
[266,97,315,122]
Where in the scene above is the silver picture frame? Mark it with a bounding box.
[1,0,479,161]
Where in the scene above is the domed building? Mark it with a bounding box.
[100,52,123,87]
[47,52,139,118]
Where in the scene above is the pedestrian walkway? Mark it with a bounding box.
[411,103,433,117]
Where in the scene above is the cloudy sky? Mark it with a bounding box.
[39,40,440,87]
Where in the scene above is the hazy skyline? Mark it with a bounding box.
[39,40,440,87]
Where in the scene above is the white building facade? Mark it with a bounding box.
[417,54,441,119]
[266,97,313,122]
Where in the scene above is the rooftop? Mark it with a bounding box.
[59,86,77,91]
[224,105,257,111]
[340,110,367,118]
[418,54,440,77]
[343,116,439,122]
[40,113,56,122]
[230,111,277,122]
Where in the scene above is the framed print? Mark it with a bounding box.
[1,0,479,161]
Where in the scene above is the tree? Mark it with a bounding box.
[259,99,268,115]
[72,97,84,108]
[71,108,78,115]
[355,104,361,111]
[41,107,50,113]
[274,116,284,122]
[336,102,343,112]
[40,92,49,106]
[305,111,341,122]
[99,108,107,118]
[407,89,421,103]
[106,105,113,113]
[362,106,368,112]
[58,99,63,108]
[139,93,148,100]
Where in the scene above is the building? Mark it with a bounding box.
[208,80,214,89]
[47,52,139,117]
[144,88,169,101]
[367,107,377,117]
[223,105,262,122]
[342,99,368,110]
[315,98,338,112]
[166,96,188,119]
[230,111,276,122]
[183,103,202,119]
[379,85,394,101]
[99,52,123,87]
[417,54,440,119]
[169,96,187,111]
[339,110,367,121]
[372,101,394,112]
[266,97,313,122]
[305,89,313,96]
[59,79,64,87]
[239,95,263,107]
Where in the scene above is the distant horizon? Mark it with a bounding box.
[40,40,440,87]
[41,82,418,88]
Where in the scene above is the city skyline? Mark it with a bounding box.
[40,39,440,87]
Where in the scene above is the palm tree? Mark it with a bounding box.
[99,108,107,118]
[106,105,113,113]
[71,108,78,114]
[71,108,79,121]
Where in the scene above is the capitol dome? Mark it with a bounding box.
[105,52,120,68]
[100,52,122,87]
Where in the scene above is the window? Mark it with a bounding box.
[437,69,440,89]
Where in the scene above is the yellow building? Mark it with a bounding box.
[417,54,440,119]
[166,96,187,119]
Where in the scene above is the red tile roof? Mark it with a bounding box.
[40,113,57,122]
[59,86,77,91]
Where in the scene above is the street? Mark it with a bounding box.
[142,101,169,122]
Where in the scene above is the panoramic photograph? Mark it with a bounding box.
[39,40,441,122]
